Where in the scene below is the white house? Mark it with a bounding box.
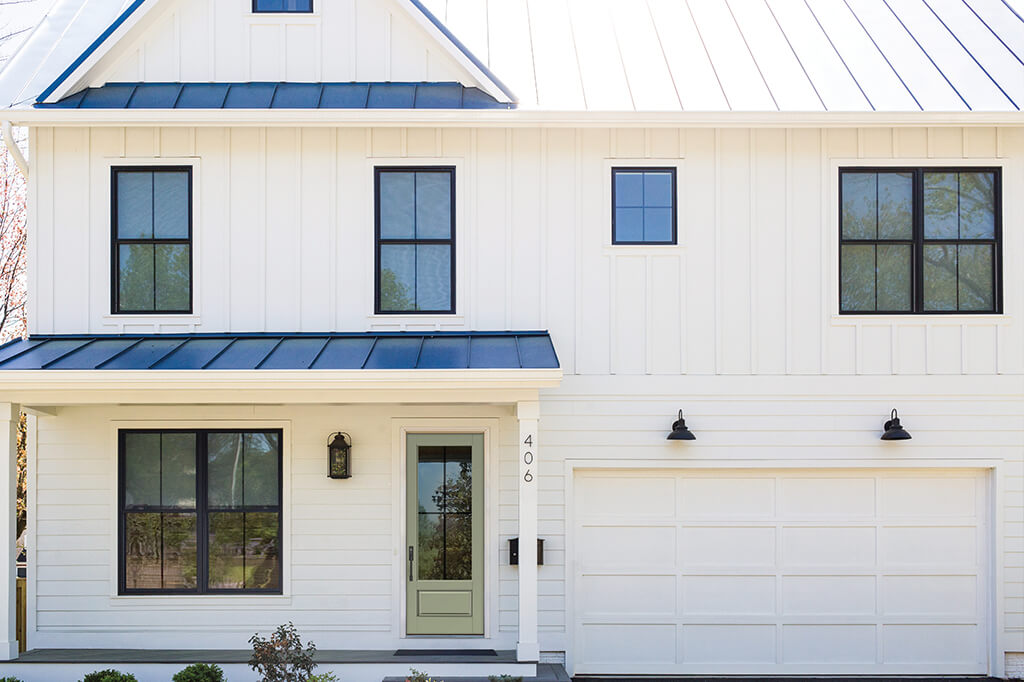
[0,0,1021,680]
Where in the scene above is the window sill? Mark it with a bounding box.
[110,595,291,607]
[103,314,201,324]
[831,314,1011,326]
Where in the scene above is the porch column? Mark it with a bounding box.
[0,404,18,660]
[516,400,540,663]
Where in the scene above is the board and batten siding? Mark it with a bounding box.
[27,126,1024,377]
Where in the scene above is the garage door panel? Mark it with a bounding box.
[578,525,675,569]
[782,526,876,567]
[579,574,676,616]
[881,476,978,518]
[782,624,876,664]
[882,624,983,664]
[678,477,775,518]
[882,575,978,617]
[682,624,775,663]
[881,526,977,565]
[680,527,774,567]
[782,576,876,615]
[682,576,775,615]
[779,477,876,518]
[580,624,676,665]
[578,475,675,518]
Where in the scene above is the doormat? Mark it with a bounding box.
[394,649,498,657]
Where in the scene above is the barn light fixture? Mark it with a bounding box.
[327,432,352,478]
[667,410,696,441]
[881,409,912,441]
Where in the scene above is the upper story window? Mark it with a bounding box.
[375,167,456,314]
[120,429,282,595]
[840,168,1001,314]
[253,0,313,12]
[612,167,677,245]
[112,167,192,315]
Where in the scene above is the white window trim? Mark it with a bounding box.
[102,157,202,330]
[602,158,686,253]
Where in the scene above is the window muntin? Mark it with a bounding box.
[612,167,677,245]
[119,430,282,595]
[839,168,1001,314]
[112,167,192,315]
[375,168,456,314]
[253,0,313,12]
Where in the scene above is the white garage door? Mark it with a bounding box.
[572,469,990,675]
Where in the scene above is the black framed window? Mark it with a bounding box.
[253,0,313,12]
[840,168,1001,314]
[612,167,677,244]
[119,430,282,595]
[112,167,193,315]
[375,167,456,314]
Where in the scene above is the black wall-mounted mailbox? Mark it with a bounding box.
[509,538,544,566]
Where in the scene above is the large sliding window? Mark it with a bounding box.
[112,167,193,314]
[839,167,1001,314]
[375,167,456,314]
[119,430,282,595]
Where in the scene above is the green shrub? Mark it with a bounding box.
[0,676,24,682]
[79,671,138,682]
[173,663,226,682]
[308,675,339,682]
[249,622,317,682]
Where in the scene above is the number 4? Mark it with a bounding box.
[523,434,533,446]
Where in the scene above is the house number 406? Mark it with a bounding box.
[523,434,535,483]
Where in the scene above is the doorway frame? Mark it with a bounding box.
[393,418,500,642]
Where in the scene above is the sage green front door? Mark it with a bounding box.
[406,433,484,635]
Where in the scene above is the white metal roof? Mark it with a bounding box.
[2,0,1023,113]
[421,0,1024,112]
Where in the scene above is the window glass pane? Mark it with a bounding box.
[643,207,673,242]
[117,172,153,239]
[614,208,643,242]
[208,512,244,589]
[153,172,189,239]
[155,244,190,311]
[958,244,994,311]
[958,171,995,239]
[841,172,877,240]
[379,172,416,239]
[924,172,959,239]
[877,172,912,239]
[614,172,643,206]
[840,244,876,312]
[415,172,452,239]
[243,433,279,507]
[415,244,451,312]
[208,433,244,508]
[255,0,312,10]
[124,433,160,507]
[124,512,196,591]
[876,244,912,311]
[244,512,280,590]
[160,433,196,508]
[119,244,154,311]
[380,244,416,312]
[643,172,673,208]
[161,513,198,589]
[924,244,958,311]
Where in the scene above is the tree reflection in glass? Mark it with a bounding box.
[417,446,472,581]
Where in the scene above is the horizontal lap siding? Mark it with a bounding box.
[32,126,1024,378]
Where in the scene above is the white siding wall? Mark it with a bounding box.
[28,126,1024,377]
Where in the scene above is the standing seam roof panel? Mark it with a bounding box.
[647,0,730,110]
[609,0,683,111]
[565,0,633,111]
[524,0,586,110]
[963,0,1024,61]
[485,0,539,109]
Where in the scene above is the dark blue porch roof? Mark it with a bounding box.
[35,82,514,110]
[0,333,558,371]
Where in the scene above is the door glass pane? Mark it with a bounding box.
[840,244,875,312]
[924,172,959,239]
[379,172,416,239]
[380,244,416,312]
[876,244,912,311]
[958,244,994,311]
[153,171,189,238]
[924,244,958,311]
[959,171,995,239]
[444,447,472,514]
[415,244,451,312]
[124,433,160,507]
[117,172,153,239]
[208,433,244,508]
[415,172,452,239]
[841,172,876,239]
[417,447,444,514]
[244,433,280,507]
[155,245,190,311]
[418,513,444,580]
[119,244,155,311]
[444,515,472,580]
[417,445,473,581]
[160,433,196,508]
[877,172,912,239]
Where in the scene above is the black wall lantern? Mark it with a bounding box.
[881,409,912,441]
[667,410,696,441]
[328,432,352,478]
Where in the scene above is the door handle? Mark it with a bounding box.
[408,546,414,582]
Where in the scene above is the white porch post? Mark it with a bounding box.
[516,400,540,663]
[0,404,18,660]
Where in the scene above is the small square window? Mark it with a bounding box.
[252,0,313,12]
[612,168,677,245]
